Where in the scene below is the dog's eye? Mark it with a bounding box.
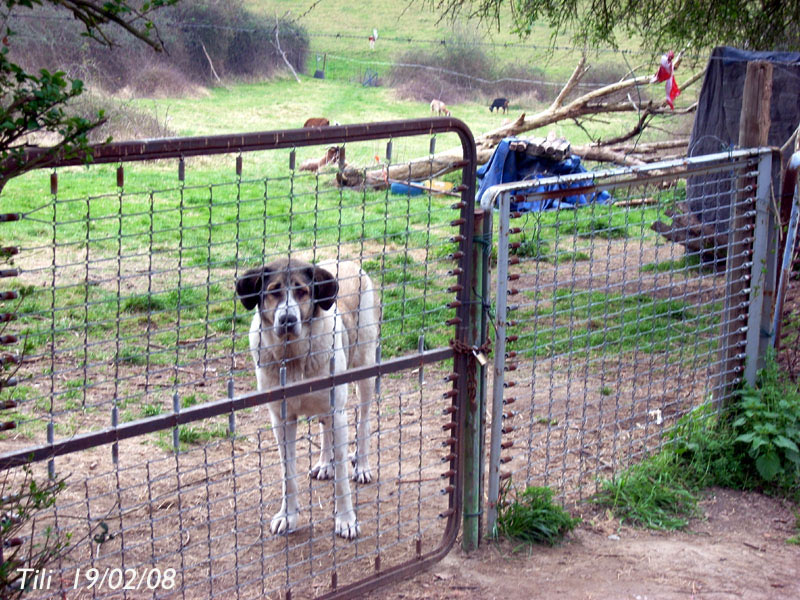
[268,287,282,299]
[294,287,307,299]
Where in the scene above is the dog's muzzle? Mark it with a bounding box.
[274,311,300,338]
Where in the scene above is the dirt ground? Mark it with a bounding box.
[390,488,800,600]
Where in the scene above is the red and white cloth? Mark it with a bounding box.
[652,50,681,109]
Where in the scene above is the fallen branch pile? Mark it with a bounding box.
[338,55,703,189]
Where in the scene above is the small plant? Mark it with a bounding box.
[731,358,800,487]
[495,484,580,545]
[139,403,163,418]
[511,232,550,261]
[787,512,800,545]
[1,467,70,599]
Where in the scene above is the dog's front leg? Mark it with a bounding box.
[310,415,335,480]
[350,378,374,484]
[331,394,360,539]
[269,408,299,535]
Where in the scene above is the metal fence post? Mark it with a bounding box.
[487,191,510,536]
[461,209,489,552]
[744,150,777,385]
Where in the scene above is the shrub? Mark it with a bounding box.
[7,0,309,95]
[66,94,175,142]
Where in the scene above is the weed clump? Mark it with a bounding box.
[594,353,800,530]
[495,485,581,545]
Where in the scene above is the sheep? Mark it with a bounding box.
[298,146,343,173]
[430,99,451,116]
[303,117,330,128]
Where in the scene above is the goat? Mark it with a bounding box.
[430,99,451,117]
[303,117,330,128]
[490,97,509,113]
[299,146,342,173]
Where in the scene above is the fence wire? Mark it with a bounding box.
[0,122,781,598]
[0,121,475,599]
[485,149,774,529]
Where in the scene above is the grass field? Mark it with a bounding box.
[0,1,706,450]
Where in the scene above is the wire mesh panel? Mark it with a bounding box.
[0,120,477,598]
[485,149,774,527]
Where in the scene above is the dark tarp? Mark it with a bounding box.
[688,46,800,232]
[476,138,610,211]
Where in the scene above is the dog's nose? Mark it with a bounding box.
[277,313,298,333]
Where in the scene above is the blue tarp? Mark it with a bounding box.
[476,138,611,212]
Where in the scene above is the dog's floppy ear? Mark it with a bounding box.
[310,265,338,312]
[236,267,267,311]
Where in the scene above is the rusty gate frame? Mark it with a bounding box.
[0,118,478,599]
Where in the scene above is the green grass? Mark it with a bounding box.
[495,484,581,545]
[509,288,720,359]
[154,423,231,453]
[640,253,708,273]
[593,355,800,530]
[593,451,700,529]
[1,28,702,440]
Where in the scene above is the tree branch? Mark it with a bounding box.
[272,12,301,83]
[549,53,588,111]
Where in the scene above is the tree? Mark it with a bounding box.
[0,0,179,189]
[427,0,800,52]
[0,2,176,595]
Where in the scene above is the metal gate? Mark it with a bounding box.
[482,149,776,531]
[0,119,478,598]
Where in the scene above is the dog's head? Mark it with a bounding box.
[235,259,338,339]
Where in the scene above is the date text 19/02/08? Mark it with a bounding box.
[18,567,178,592]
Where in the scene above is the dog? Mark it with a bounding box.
[489,97,509,113]
[235,259,379,540]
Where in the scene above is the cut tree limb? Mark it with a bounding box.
[273,12,301,83]
[337,60,704,189]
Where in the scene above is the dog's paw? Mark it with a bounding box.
[335,514,360,540]
[270,511,297,536]
[310,461,335,480]
[352,464,373,484]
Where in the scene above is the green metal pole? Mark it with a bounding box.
[462,209,489,552]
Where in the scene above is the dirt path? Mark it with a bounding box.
[389,489,800,600]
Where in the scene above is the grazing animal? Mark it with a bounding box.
[489,97,509,113]
[235,259,379,540]
[299,146,342,173]
[430,99,451,116]
[303,117,330,127]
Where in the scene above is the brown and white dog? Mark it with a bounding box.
[235,259,379,539]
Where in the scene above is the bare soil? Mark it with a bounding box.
[391,488,800,600]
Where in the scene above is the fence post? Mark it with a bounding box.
[461,209,489,552]
[718,61,773,399]
[744,151,777,385]
[487,191,510,536]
